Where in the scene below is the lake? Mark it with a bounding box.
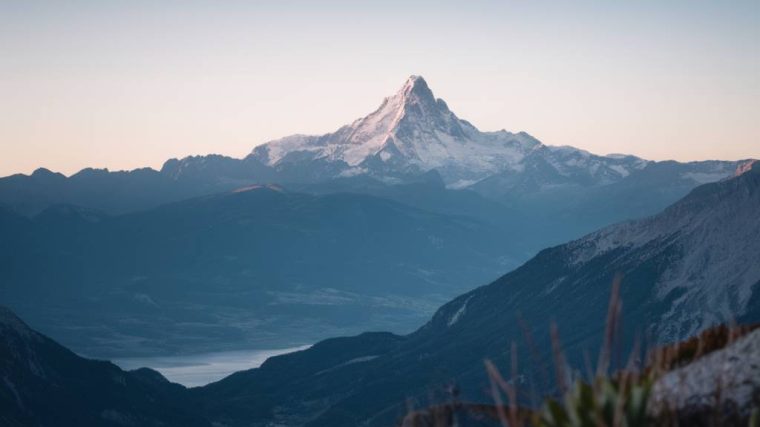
[113,345,311,387]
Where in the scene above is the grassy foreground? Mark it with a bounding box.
[401,281,759,427]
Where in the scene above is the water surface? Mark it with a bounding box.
[114,345,311,387]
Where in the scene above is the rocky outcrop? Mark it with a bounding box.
[649,329,760,425]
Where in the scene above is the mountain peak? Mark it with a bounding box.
[390,74,437,110]
[401,74,429,93]
[251,75,547,185]
[405,74,425,84]
[249,76,656,187]
[31,167,65,180]
[373,76,438,117]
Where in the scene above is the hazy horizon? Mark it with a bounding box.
[2,0,758,177]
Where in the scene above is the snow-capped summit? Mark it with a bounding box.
[159,75,747,193]
[2,76,749,219]
[249,76,551,187]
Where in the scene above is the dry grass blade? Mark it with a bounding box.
[597,274,622,377]
[549,322,568,396]
[509,341,521,427]
[517,314,551,393]
[485,359,511,426]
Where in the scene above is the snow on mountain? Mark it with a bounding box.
[2,75,751,216]
[249,75,648,187]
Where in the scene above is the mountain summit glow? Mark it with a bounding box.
[250,75,545,187]
[249,76,653,188]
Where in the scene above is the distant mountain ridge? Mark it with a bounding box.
[248,76,655,189]
[188,76,752,196]
[0,76,753,216]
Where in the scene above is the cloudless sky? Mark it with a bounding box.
[1,0,758,176]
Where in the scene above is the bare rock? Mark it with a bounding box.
[649,328,760,425]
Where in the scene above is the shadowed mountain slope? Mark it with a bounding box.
[191,162,760,426]
[0,186,514,357]
[0,306,209,427]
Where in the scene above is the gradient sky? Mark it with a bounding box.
[1,0,758,177]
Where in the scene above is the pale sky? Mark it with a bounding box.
[1,0,758,177]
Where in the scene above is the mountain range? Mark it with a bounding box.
[0,186,517,357]
[1,76,749,216]
[1,153,757,427]
[1,76,750,254]
[0,76,755,359]
[190,156,760,427]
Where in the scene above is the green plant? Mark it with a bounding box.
[532,374,653,427]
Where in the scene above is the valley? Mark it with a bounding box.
[113,345,311,387]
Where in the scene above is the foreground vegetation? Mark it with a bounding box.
[402,281,760,427]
